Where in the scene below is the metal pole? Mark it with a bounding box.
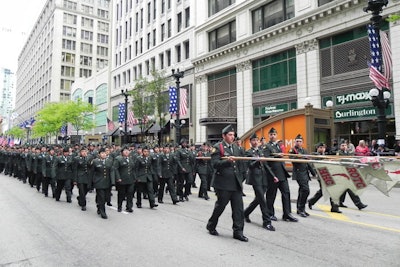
[122,89,129,145]
[364,0,389,146]
[172,68,184,144]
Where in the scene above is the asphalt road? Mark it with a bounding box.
[1,173,399,267]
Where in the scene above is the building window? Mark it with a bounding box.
[208,0,235,17]
[184,40,189,59]
[252,49,296,92]
[63,26,76,37]
[60,79,73,90]
[153,29,156,46]
[61,66,75,77]
[63,13,77,25]
[97,8,109,18]
[162,0,165,13]
[98,21,109,32]
[81,30,93,41]
[62,52,75,63]
[81,4,94,14]
[167,19,171,38]
[161,23,165,41]
[151,57,155,72]
[153,0,156,20]
[209,20,236,51]
[135,12,139,32]
[252,0,294,33]
[97,33,109,44]
[176,44,181,63]
[62,39,76,50]
[97,58,108,69]
[167,0,171,9]
[80,43,93,54]
[166,49,171,67]
[80,56,92,66]
[97,46,108,56]
[185,7,190,28]
[147,32,151,49]
[63,0,77,10]
[81,17,94,28]
[80,68,92,78]
[177,12,182,32]
[147,2,151,24]
[207,68,237,118]
[159,53,164,69]
[140,8,143,29]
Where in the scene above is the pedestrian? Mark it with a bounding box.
[206,125,248,242]
[195,143,211,200]
[42,146,56,198]
[243,132,276,231]
[263,127,298,222]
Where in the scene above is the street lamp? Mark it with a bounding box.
[369,88,391,145]
[171,67,184,144]
[364,0,389,146]
[121,89,129,145]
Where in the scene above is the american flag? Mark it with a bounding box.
[118,103,126,123]
[60,125,67,135]
[107,117,115,131]
[169,86,188,116]
[367,24,391,89]
[127,110,137,127]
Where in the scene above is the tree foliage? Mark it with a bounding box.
[5,126,25,139]
[32,100,96,139]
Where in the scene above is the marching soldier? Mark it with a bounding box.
[289,134,316,217]
[206,125,248,242]
[158,145,179,204]
[263,127,298,222]
[53,147,74,203]
[175,138,195,202]
[150,145,161,198]
[42,147,56,198]
[243,133,276,231]
[195,143,211,200]
[91,147,115,219]
[73,147,92,211]
[113,146,135,213]
[133,146,158,209]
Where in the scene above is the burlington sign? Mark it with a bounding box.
[334,105,392,120]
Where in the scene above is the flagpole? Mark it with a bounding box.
[364,0,390,147]
[121,89,129,145]
[172,68,184,145]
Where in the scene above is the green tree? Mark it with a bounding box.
[130,78,154,136]
[5,126,25,139]
[62,99,96,136]
[146,70,169,129]
[32,102,64,139]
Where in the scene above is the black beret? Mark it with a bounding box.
[222,124,235,134]
[316,142,324,148]
[295,134,303,140]
[268,127,277,134]
[99,148,106,153]
[249,132,258,140]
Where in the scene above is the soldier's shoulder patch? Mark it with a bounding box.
[211,147,216,154]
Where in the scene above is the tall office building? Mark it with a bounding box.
[15,0,112,121]
[110,0,195,144]
[0,68,15,132]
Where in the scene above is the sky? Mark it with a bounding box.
[0,0,48,72]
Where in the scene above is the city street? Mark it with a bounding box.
[1,173,399,267]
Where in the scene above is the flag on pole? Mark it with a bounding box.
[60,125,67,135]
[169,86,177,114]
[127,110,137,127]
[118,103,126,123]
[180,88,188,116]
[367,24,391,89]
[107,117,115,131]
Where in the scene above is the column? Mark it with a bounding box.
[235,60,252,136]
[195,75,208,144]
[390,22,400,140]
